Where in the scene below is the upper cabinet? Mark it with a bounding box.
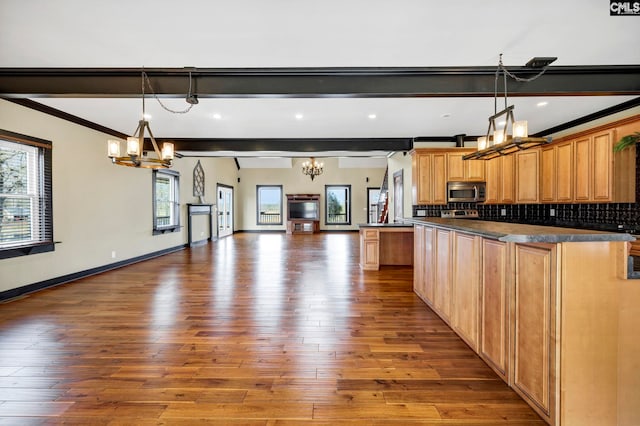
[540,118,637,203]
[485,155,515,204]
[412,148,486,205]
[447,151,486,182]
[412,150,447,205]
[515,149,540,204]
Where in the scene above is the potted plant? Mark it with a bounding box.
[613,132,640,152]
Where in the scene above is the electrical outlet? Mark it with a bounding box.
[500,209,506,216]
[550,208,556,217]
[111,251,116,259]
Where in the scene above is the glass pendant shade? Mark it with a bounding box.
[477,136,487,150]
[493,130,505,145]
[161,142,175,160]
[127,137,141,156]
[513,120,529,138]
[107,139,121,158]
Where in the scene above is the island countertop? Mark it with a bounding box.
[404,217,634,243]
[358,223,413,228]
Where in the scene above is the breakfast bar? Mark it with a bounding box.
[405,217,638,426]
[358,223,414,270]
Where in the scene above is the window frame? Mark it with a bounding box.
[256,185,283,225]
[0,129,54,260]
[325,184,351,225]
[152,169,180,235]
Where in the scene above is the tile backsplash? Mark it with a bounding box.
[412,145,640,234]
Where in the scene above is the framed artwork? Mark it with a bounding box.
[193,160,205,203]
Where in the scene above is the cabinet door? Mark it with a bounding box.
[500,155,516,203]
[434,229,452,321]
[574,136,591,201]
[485,157,500,204]
[466,158,486,181]
[414,154,433,205]
[432,153,448,204]
[451,232,480,351]
[556,141,574,202]
[592,130,614,202]
[480,239,509,381]
[512,243,557,424]
[423,226,435,304]
[413,225,425,300]
[515,150,539,203]
[447,152,466,181]
[540,146,556,202]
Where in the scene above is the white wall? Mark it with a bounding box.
[0,99,237,293]
[237,157,386,231]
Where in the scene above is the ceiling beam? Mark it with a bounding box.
[160,138,414,153]
[1,66,639,98]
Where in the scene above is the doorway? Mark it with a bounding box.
[367,187,381,223]
[217,184,234,238]
[393,170,404,222]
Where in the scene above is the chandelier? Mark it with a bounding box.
[465,54,555,160]
[107,70,197,169]
[301,157,324,180]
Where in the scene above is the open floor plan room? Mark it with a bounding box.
[0,233,543,424]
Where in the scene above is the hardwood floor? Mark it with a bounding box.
[0,232,543,424]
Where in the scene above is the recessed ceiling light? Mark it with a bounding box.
[368,114,377,119]
[295,113,304,120]
[143,113,152,120]
[212,113,222,120]
[441,113,451,119]
[537,101,549,107]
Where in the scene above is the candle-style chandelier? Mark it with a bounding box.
[107,70,197,169]
[301,157,324,181]
[465,54,555,160]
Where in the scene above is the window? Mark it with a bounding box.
[325,185,351,225]
[0,130,53,259]
[153,169,180,234]
[256,185,283,225]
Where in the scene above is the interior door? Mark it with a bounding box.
[217,184,233,238]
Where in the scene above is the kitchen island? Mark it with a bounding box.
[358,223,413,270]
[406,217,638,426]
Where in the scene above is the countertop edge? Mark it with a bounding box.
[403,217,634,243]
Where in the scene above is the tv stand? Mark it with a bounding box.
[286,194,320,234]
[286,219,320,234]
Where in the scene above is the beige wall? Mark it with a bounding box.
[0,99,237,293]
[237,158,386,231]
[386,152,413,222]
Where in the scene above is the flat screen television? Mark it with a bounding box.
[288,201,319,220]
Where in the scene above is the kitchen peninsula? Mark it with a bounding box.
[359,223,413,270]
[406,217,638,426]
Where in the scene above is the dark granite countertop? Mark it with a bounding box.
[358,223,414,228]
[403,217,635,243]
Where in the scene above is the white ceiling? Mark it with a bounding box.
[1,0,639,159]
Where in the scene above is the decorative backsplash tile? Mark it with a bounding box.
[412,145,640,234]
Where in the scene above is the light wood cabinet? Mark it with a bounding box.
[434,228,452,321]
[480,238,509,382]
[512,243,557,424]
[515,149,540,203]
[486,155,516,204]
[451,232,480,351]
[411,150,447,205]
[541,141,574,203]
[447,151,485,182]
[413,225,435,306]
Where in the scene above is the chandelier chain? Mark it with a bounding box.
[143,71,195,115]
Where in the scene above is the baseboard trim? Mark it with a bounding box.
[0,244,187,303]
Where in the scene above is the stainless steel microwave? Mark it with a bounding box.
[447,181,486,203]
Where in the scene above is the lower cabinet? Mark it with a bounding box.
[512,243,557,424]
[451,232,480,351]
[412,224,626,426]
[434,229,452,321]
[480,238,509,381]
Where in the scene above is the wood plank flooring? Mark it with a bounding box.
[0,232,543,424]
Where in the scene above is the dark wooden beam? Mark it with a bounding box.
[160,138,414,153]
[1,66,639,98]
